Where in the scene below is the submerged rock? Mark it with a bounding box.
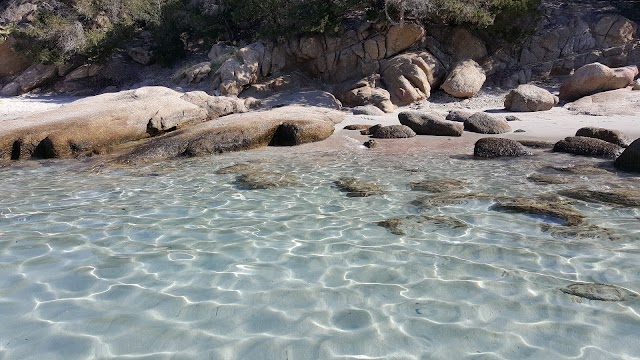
[553,136,623,158]
[214,163,259,174]
[378,214,468,236]
[411,192,497,209]
[236,171,299,190]
[491,198,585,226]
[559,188,640,207]
[545,165,611,175]
[560,283,637,301]
[527,174,571,185]
[335,177,385,197]
[541,224,621,241]
[474,138,532,158]
[410,179,467,192]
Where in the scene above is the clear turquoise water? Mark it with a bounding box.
[1,148,639,359]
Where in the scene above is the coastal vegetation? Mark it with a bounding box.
[2,0,540,65]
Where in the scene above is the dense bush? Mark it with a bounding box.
[3,0,541,65]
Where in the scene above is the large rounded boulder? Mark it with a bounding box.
[504,84,559,112]
[381,51,445,105]
[615,138,640,172]
[464,113,511,134]
[372,125,416,139]
[398,111,463,136]
[575,127,630,147]
[559,62,638,102]
[474,138,533,158]
[441,60,486,98]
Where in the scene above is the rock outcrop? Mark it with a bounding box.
[1,63,57,96]
[553,136,624,158]
[120,106,342,162]
[615,138,640,172]
[0,87,248,160]
[559,62,638,101]
[441,60,486,98]
[474,138,533,158]
[398,111,463,136]
[380,51,445,105]
[464,113,511,134]
[333,76,395,112]
[0,37,31,80]
[504,84,559,112]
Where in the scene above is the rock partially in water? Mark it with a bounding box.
[559,188,640,207]
[410,179,467,192]
[363,140,377,148]
[378,214,468,235]
[474,138,533,158]
[615,138,640,173]
[575,127,631,147]
[560,283,637,301]
[371,125,416,139]
[335,177,385,197]
[527,174,570,185]
[236,171,300,190]
[491,198,585,226]
[541,224,621,241]
[553,136,623,158]
[398,111,464,136]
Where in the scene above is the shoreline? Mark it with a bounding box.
[1,86,640,162]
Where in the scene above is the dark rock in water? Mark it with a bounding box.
[527,173,570,185]
[446,110,473,122]
[559,188,640,207]
[615,138,640,173]
[378,214,468,235]
[344,124,372,130]
[398,111,463,136]
[505,115,522,121]
[553,136,623,158]
[546,165,611,175]
[352,105,385,116]
[474,138,533,158]
[236,171,299,190]
[360,124,382,135]
[363,140,377,148]
[465,113,512,134]
[575,127,630,147]
[371,125,416,139]
[514,129,526,133]
[518,140,555,149]
[214,163,259,174]
[410,179,467,192]
[541,224,621,241]
[491,198,585,226]
[560,283,636,301]
[335,177,385,197]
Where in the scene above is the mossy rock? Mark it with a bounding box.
[335,177,385,197]
[214,163,259,174]
[378,214,468,235]
[409,179,467,192]
[559,188,640,207]
[491,198,585,226]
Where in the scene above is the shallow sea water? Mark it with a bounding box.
[1,148,639,360]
